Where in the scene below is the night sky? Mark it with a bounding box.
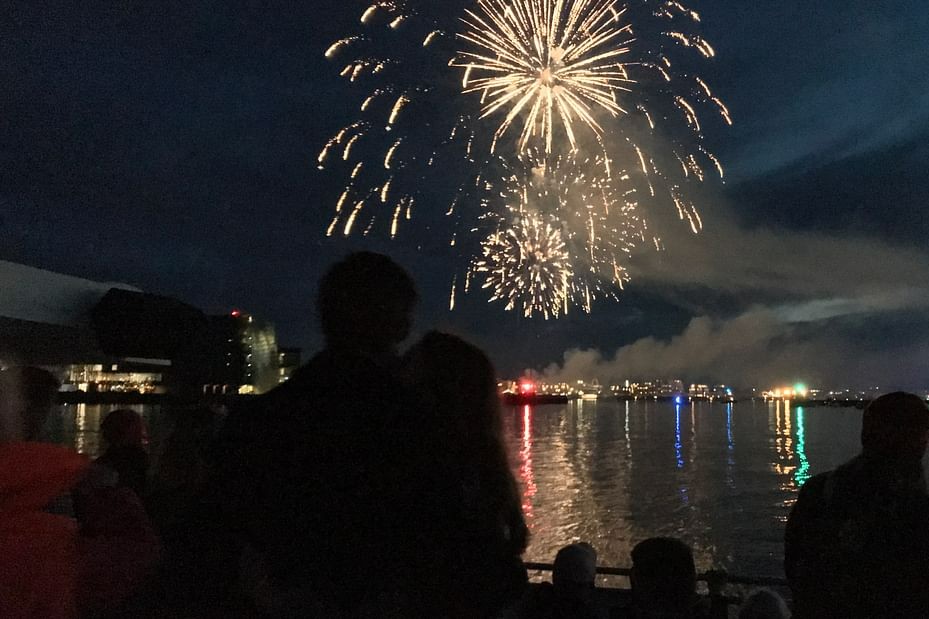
[3,1,929,387]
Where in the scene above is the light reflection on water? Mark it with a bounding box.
[501,399,864,578]
[49,403,164,458]
[52,400,869,578]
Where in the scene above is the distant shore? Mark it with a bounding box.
[59,390,881,409]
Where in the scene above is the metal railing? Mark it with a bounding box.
[522,562,787,588]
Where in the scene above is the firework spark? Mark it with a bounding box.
[473,211,573,319]
[469,149,641,315]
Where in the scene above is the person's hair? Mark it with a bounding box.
[861,391,929,459]
[316,252,417,350]
[0,367,60,440]
[101,408,146,449]
[738,588,790,619]
[404,331,527,553]
[553,542,598,587]
[406,331,502,440]
[631,537,697,609]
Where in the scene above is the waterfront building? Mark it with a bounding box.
[0,260,137,368]
[0,260,204,395]
[617,379,685,399]
[204,311,279,395]
[64,359,168,394]
[278,347,302,383]
[689,384,711,399]
[1,260,288,397]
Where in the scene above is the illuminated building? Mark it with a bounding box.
[64,359,168,394]
[689,384,711,399]
[204,311,279,395]
[278,347,302,383]
[616,378,685,399]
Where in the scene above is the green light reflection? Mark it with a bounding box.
[794,406,811,486]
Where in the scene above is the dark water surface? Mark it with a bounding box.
[57,399,879,578]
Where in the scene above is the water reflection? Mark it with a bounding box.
[519,405,537,521]
[49,400,864,578]
[623,400,632,461]
[725,403,735,487]
[794,407,811,486]
[51,403,161,458]
[726,404,734,451]
[502,400,863,577]
[75,404,88,454]
[772,400,796,488]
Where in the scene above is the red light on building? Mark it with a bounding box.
[230,309,241,317]
[518,379,536,396]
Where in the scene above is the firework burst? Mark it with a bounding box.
[473,211,573,319]
[484,148,642,314]
[454,0,635,155]
[318,0,729,316]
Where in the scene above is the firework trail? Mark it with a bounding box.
[319,0,728,316]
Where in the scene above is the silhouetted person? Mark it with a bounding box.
[785,391,929,618]
[96,408,149,496]
[551,542,601,617]
[144,405,228,616]
[629,537,707,619]
[513,542,603,619]
[150,406,219,510]
[737,588,789,619]
[0,366,60,441]
[216,251,420,616]
[404,331,528,617]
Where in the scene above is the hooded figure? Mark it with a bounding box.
[0,369,160,618]
[0,441,88,618]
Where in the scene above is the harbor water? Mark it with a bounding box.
[56,399,883,578]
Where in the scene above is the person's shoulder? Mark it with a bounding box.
[796,469,833,500]
[787,469,835,529]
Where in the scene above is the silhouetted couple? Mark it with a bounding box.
[219,252,527,617]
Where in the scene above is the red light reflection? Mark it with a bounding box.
[519,404,537,521]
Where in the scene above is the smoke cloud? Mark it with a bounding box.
[544,307,929,389]
[543,205,929,389]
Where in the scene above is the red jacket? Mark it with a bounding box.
[0,442,161,618]
[0,442,87,618]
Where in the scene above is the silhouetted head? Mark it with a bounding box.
[631,537,697,612]
[860,392,929,463]
[101,408,147,450]
[553,542,598,601]
[738,588,790,619]
[0,367,59,442]
[317,252,417,354]
[403,331,500,439]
